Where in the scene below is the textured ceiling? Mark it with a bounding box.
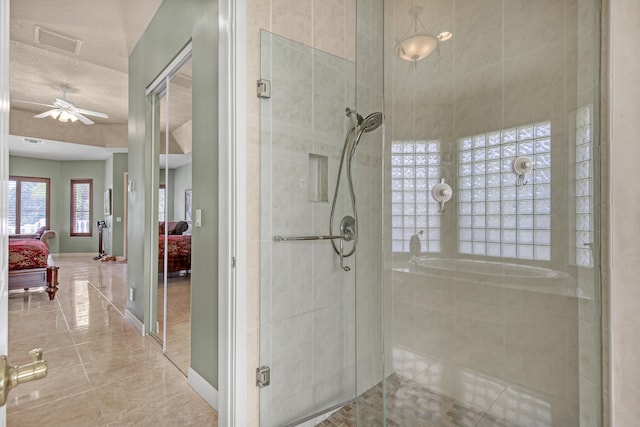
[9,0,164,152]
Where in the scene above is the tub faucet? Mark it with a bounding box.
[410,230,424,259]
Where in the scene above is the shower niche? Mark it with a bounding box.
[308,154,328,202]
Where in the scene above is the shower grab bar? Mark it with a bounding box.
[273,234,347,242]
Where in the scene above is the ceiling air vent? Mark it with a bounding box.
[24,137,43,145]
[34,26,82,55]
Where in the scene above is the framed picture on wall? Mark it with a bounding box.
[185,189,192,222]
[104,189,112,215]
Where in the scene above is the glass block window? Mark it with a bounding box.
[391,140,441,253]
[576,106,594,267]
[458,122,552,260]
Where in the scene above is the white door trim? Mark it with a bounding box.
[0,0,9,424]
[218,0,248,425]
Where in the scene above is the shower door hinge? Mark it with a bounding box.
[256,366,271,388]
[257,79,271,98]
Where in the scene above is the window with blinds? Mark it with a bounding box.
[158,185,166,222]
[71,179,93,236]
[8,176,50,234]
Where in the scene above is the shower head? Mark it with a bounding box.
[360,112,383,133]
[345,107,364,126]
[348,111,384,158]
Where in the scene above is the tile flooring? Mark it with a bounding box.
[155,273,192,374]
[6,254,579,426]
[6,254,217,426]
[317,373,511,427]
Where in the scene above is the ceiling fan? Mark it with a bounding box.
[16,85,109,125]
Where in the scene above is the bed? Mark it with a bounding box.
[159,222,191,274]
[8,235,59,300]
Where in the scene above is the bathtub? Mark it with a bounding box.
[392,256,580,407]
[409,256,569,280]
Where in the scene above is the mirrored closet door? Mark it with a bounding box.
[151,53,193,375]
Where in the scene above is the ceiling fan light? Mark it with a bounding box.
[69,114,78,123]
[58,110,71,122]
[49,110,60,119]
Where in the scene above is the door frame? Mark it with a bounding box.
[0,0,10,424]
[145,45,193,341]
[218,0,247,424]
[123,172,128,260]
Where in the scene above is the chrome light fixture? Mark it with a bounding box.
[395,6,452,64]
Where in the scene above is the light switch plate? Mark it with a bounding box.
[195,209,202,227]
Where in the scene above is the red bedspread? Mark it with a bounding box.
[158,235,191,272]
[9,239,48,271]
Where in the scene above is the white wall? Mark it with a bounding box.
[609,0,640,425]
[173,162,192,221]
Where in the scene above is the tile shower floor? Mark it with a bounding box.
[316,373,512,427]
[318,366,578,427]
[6,254,217,426]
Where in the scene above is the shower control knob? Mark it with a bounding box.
[513,156,534,186]
[432,179,453,202]
[432,178,453,214]
[439,187,452,198]
[513,156,533,175]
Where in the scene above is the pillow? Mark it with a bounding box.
[36,226,48,238]
[170,221,189,235]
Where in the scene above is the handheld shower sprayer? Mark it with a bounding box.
[329,108,384,271]
[345,107,364,126]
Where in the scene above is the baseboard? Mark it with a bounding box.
[53,252,96,256]
[188,368,218,410]
[124,309,145,336]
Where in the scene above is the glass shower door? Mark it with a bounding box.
[258,30,359,426]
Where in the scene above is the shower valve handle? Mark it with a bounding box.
[432,178,453,214]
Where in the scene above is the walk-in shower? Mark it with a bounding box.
[257,0,603,424]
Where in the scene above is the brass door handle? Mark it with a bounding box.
[0,349,48,406]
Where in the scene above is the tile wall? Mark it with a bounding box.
[259,31,357,426]
[245,1,386,426]
[386,0,601,425]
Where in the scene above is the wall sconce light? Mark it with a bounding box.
[395,7,452,65]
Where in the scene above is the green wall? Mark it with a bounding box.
[173,162,192,221]
[128,0,219,387]
[104,153,127,256]
[9,155,106,254]
[159,168,175,221]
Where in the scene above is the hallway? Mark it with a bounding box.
[6,254,217,426]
